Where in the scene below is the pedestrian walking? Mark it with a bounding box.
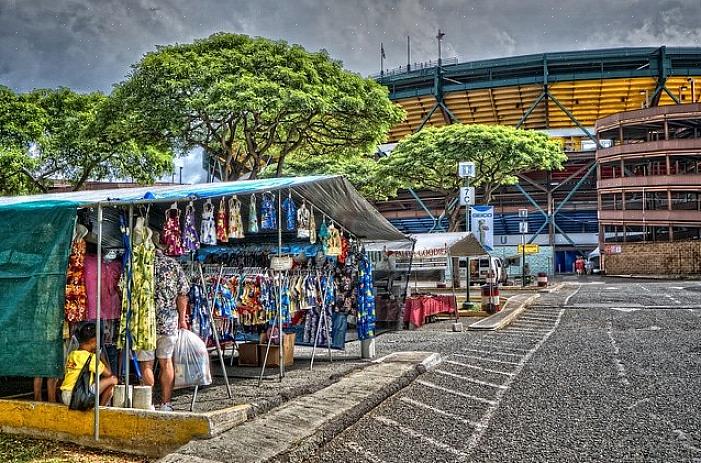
[575,256,585,276]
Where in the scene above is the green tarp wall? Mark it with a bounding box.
[0,202,76,377]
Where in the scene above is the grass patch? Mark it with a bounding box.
[0,433,147,463]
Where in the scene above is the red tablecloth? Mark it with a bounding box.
[404,295,457,328]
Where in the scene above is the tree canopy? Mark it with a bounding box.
[113,33,404,181]
[263,149,396,201]
[0,86,174,195]
[379,124,566,230]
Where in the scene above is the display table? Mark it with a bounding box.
[403,295,457,328]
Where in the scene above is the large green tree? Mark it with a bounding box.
[263,149,396,200]
[0,86,45,195]
[380,124,566,231]
[0,87,174,195]
[113,33,404,181]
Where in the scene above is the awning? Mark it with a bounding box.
[0,176,407,242]
[366,232,488,257]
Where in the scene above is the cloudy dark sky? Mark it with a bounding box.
[1,0,699,181]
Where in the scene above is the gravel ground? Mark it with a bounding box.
[303,277,701,463]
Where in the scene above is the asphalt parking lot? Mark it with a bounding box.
[305,278,701,463]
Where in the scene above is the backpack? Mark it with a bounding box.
[69,354,96,411]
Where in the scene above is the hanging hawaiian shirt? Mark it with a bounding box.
[325,224,342,256]
[356,254,376,341]
[282,194,297,232]
[260,192,277,231]
[182,202,200,252]
[318,221,330,254]
[154,250,190,336]
[216,197,229,243]
[228,195,245,239]
[200,200,217,245]
[248,194,259,233]
[309,208,317,244]
[297,201,311,239]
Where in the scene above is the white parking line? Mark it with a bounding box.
[464,309,565,457]
[459,348,523,357]
[665,294,681,304]
[373,415,468,459]
[564,285,582,305]
[519,316,558,322]
[452,353,520,365]
[434,369,507,389]
[505,328,550,334]
[415,379,497,405]
[344,441,388,463]
[399,396,480,427]
[607,321,630,386]
[444,359,515,376]
[470,344,529,354]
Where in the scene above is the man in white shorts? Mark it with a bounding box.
[137,233,189,411]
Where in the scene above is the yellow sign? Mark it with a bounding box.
[517,244,540,254]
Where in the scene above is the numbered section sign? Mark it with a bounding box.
[459,187,475,206]
[458,162,476,178]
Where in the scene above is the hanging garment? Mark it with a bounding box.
[318,221,330,254]
[248,194,259,233]
[85,255,122,320]
[356,254,376,341]
[325,224,342,256]
[228,196,245,239]
[338,235,350,264]
[260,192,277,231]
[182,202,200,252]
[216,197,229,243]
[189,284,212,342]
[118,224,156,352]
[162,205,184,256]
[65,239,88,322]
[309,207,317,244]
[282,194,297,231]
[297,201,311,239]
[200,199,217,245]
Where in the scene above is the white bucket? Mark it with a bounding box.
[112,385,133,408]
[132,385,153,410]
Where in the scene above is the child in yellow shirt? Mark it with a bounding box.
[61,322,118,407]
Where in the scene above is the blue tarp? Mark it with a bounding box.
[0,176,407,241]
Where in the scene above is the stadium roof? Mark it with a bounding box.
[376,47,701,141]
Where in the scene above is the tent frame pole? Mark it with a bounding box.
[94,203,103,440]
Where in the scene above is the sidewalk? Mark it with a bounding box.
[161,352,440,463]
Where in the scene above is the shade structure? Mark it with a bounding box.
[366,232,488,257]
[0,175,407,242]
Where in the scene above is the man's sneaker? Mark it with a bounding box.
[159,403,174,412]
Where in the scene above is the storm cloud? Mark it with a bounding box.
[1,0,699,182]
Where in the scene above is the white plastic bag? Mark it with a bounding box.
[173,329,212,389]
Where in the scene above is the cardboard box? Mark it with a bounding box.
[237,342,260,367]
[258,333,295,368]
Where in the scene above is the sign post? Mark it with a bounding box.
[519,209,528,287]
[458,162,475,311]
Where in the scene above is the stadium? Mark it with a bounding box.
[374,46,701,274]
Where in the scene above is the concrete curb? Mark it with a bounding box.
[467,294,540,331]
[607,274,701,281]
[161,352,439,463]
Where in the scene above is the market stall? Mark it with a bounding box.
[0,175,407,439]
[366,233,487,328]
